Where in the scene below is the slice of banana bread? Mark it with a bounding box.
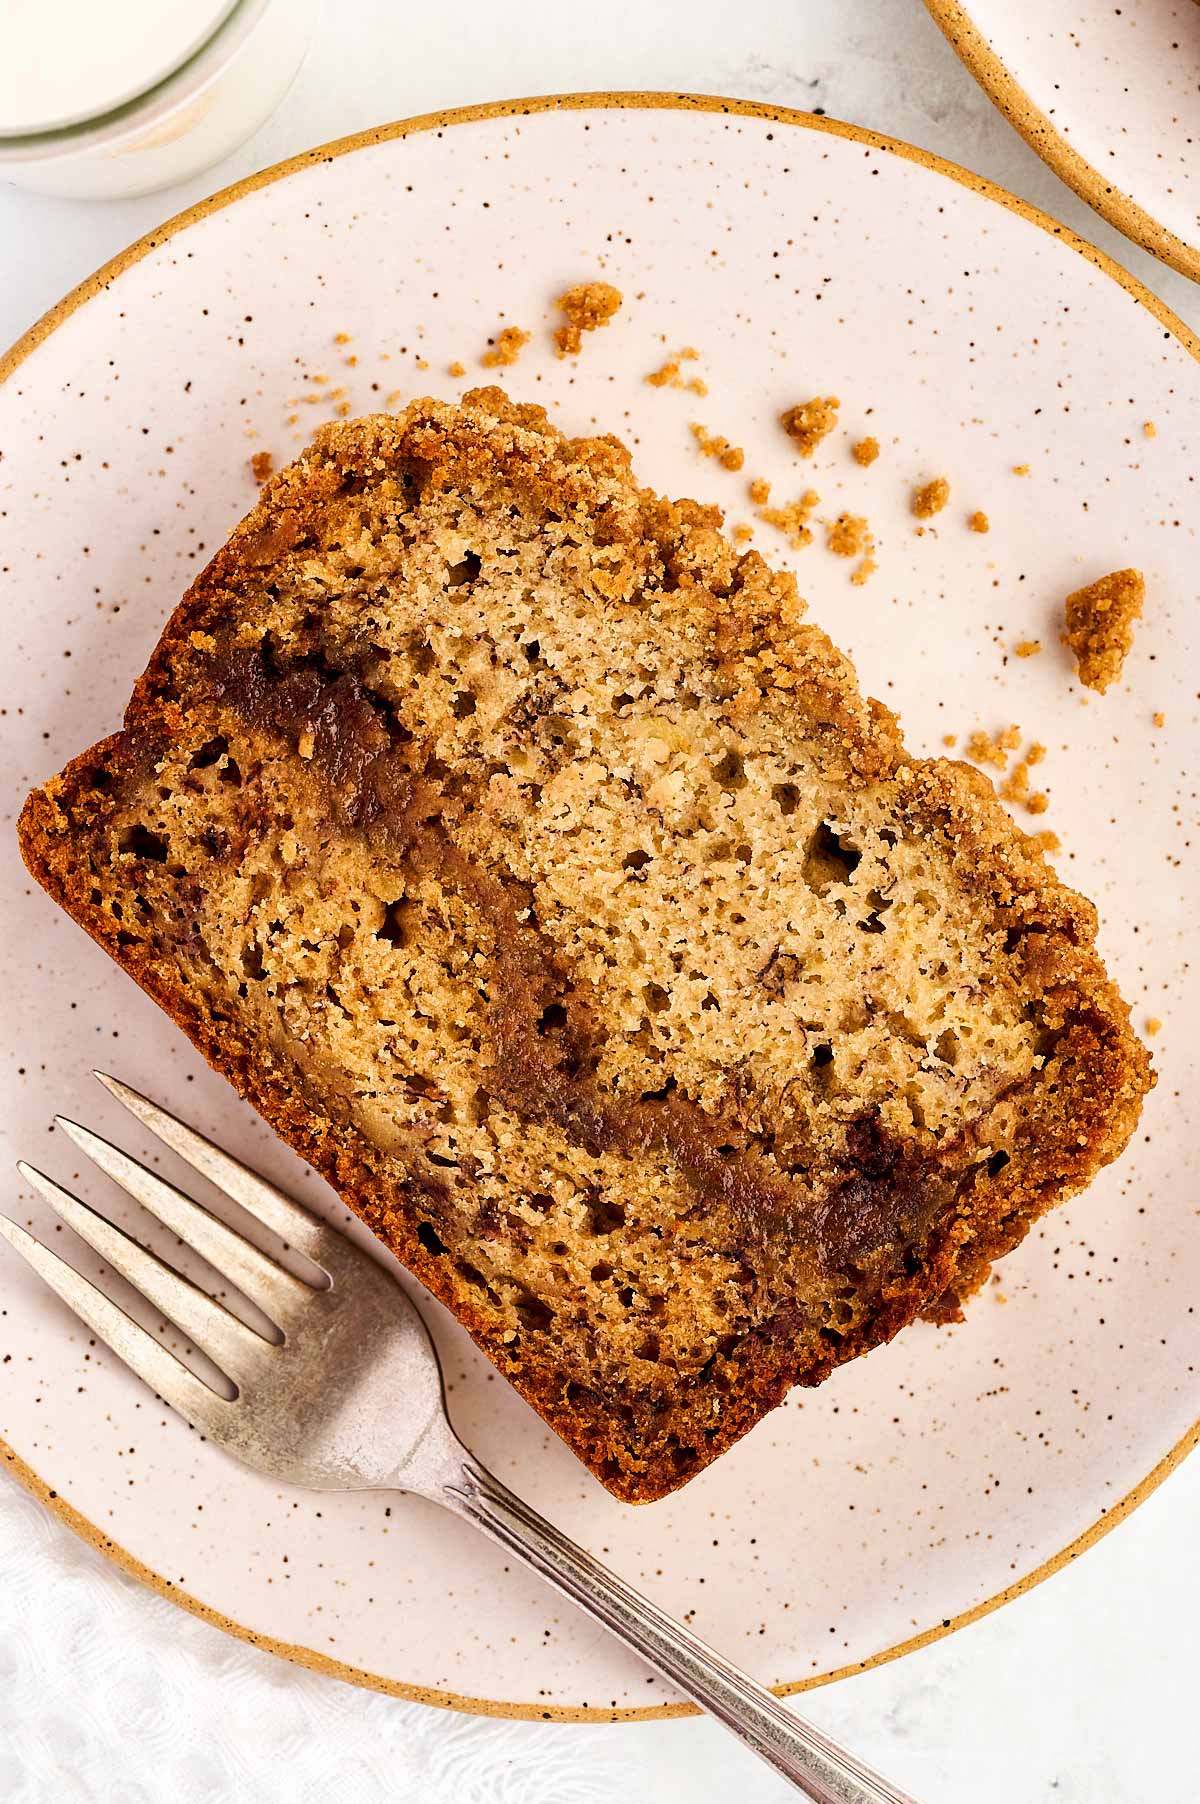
[19,389,1151,1502]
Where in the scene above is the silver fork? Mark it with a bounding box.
[2,1073,920,1804]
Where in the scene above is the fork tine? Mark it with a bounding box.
[54,1116,313,1326]
[0,1212,231,1434]
[17,1163,273,1382]
[94,1073,331,1266]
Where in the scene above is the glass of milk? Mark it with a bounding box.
[0,0,320,198]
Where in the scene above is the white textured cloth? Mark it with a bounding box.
[3,1459,1198,1804]
[0,1478,640,1804]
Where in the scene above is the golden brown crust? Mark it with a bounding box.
[18,390,1151,1502]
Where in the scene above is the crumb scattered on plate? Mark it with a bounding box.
[998,761,1031,803]
[821,511,876,584]
[249,450,274,486]
[969,510,990,534]
[553,281,622,357]
[1014,639,1042,658]
[1153,710,1165,727]
[912,477,950,519]
[481,326,530,369]
[1143,421,1157,439]
[986,735,1051,818]
[780,396,839,457]
[757,489,820,550]
[1146,1016,1163,1035]
[964,729,1052,810]
[826,512,870,558]
[448,360,466,378]
[1012,463,1031,476]
[965,724,1021,770]
[690,423,744,471]
[1062,567,1144,693]
[645,347,707,394]
[748,476,771,505]
[852,436,879,466]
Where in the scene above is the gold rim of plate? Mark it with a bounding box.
[923,0,1200,285]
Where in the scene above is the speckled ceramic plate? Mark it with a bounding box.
[2,96,1198,1720]
[927,0,1200,282]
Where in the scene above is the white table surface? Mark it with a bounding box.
[1,3,1197,1799]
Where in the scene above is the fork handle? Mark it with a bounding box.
[442,1456,920,1804]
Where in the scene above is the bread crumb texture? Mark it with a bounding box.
[826,514,877,583]
[1063,568,1144,693]
[690,423,745,472]
[852,437,879,467]
[646,347,707,395]
[912,477,950,520]
[781,397,840,457]
[998,762,1030,804]
[965,725,1021,771]
[757,489,820,550]
[250,450,274,486]
[18,389,1150,1503]
[826,514,870,559]
[970,731,1050,822]
[553,281,623,358]
[481,326,530,370]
